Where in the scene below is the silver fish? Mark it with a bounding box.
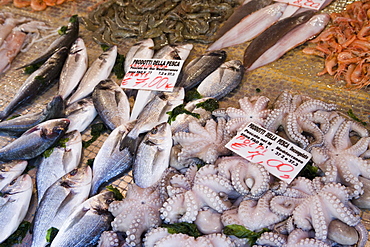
[153,43,193,60]
[50,191,114,247]
[134,122,172,188]
[120,87,184,153]
[170,97,213,134]
[0,95,65,136]
[124,38,154,73]
[92,79,130,131]
[207,3,288,51]
[90,124,133,196]
[67,46,117,105]
[59,37,88,100]
[176,50,227,90]
[0,174,33,244]
[0,160,27,191]
[0,118,70,162]
[248,13,331,71]
[0,47,69,121]
[65,97,97,133]
[197,60,245,100]
[18,15,79,69]
[35,130,82,202]
[31,166,92,247]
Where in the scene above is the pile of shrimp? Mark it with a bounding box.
[0,0,75,11]
[303,1,370,89]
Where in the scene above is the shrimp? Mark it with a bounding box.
[30,0,46,10]
[13,0,31,7]
[44,0,56,6]
[0,0,12,5]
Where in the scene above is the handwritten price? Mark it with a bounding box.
[229,135,293,180]
[274,0,325,10]
[121,74,173,91]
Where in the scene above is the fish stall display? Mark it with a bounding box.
[0,0,370,246]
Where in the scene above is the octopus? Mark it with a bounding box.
[108,183,164,247]
[216,155,271,198]
[172,117,232,164]
[221,190,287,231]
[221,95,272,135]
[302,1,370,89]
[143,227,235,247]
[160,164,239,224]
[264,90,337,151]
[310,115,370,198]
[269,177,362,242]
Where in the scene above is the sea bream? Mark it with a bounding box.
[0,160,27,191]
[0,47,69,121]
[207,3,288,51]
[64,97,97,133]
[0,174,33,244]
[35,130,83,202]
[58,37,88,100]
[50,191,115,247]
[124,38,154,73]
[120,87,184,154]
[134,122,172,188]
[92,79,131,131]
[31,166,92,247]
[17,15,79,69]
[0,95,65,136]
[67,45,117,105]
[152,43,193,60]
[176,50,227,90]
[0,118,70,162]
[196,60,245,100]
[90,124,133,196]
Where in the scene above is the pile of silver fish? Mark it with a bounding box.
[0,11,245,243]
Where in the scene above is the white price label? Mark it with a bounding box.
[225,122,312,183]
[274,0,325,10]
[121,59,184,92]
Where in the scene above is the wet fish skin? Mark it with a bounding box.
[0,160,27,191]
[0,118,70,162]
[18,15,79,69]
[124,38,154,73]
[67,45,117,105]
[176,50,227,90]
[213,0,274,40]
[243,9,316,69]
[0,95,65,136]
[0,47,69,121]
[153,43,193,60]
[197,60,245,100]
[92,79,130,131]
[90,124,133,196]
[120,87,184,153]
[0,29,27,74]
[0,174,33,244]
[31,166,92,247]
[207,3,288,51]
[65,97,97,133]
[134,122,172,188]
[35,130,82,202]
[50,191,115,247]
[248,13,331,71]
[59,37,88,100]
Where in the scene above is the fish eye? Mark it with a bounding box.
[70,169,78,176]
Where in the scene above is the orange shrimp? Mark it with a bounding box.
[13,0,31,8]
[0,0,12,5]
[56,0,66,4]
[44,0,56,6]
[30,0,46,11]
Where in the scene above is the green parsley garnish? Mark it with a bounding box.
[46,227,59,243]
[161,222,202,238]
[0,221,31,246]
[106,185,124,200]
[223,224,269,246]
[347,109,367,126]
[82,123,107,148]
[166,104,200,124]
[195,98,219,112]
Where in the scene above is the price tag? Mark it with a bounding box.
[225,122,312,183]
[274,0,325,10]
[121,58,184,92]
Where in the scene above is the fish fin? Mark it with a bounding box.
[119,135,138,154]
